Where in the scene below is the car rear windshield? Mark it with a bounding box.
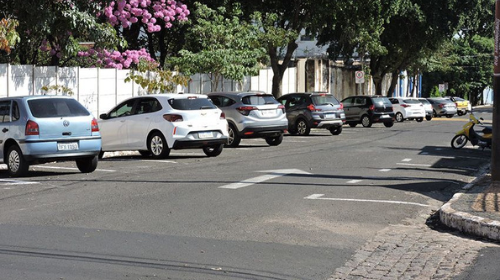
[28,98,90,118]
[242,95,278,105]
[403,99,421,104]
[418,99,430,104]
[168,97,217,110]
[372,97,392,107]
[312,95,340,105]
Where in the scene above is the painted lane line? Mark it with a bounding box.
[32,166,116,172]
[142,160,178,164]
[0,179,39,185]
[397,163,432,167]
[304,194,431,207]
[347,180,363,184]
[379,169,391,172]
[220,169,311,190]
[402,158,412,162]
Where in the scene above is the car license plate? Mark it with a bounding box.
[381,114,390,118]
[57,142,79,151]
[325,114,336,119]
[198,132,213,139]
[261,110,275,117]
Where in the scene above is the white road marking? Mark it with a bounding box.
[304,194,431,207]
[219,169,311,189]
[379,169,391,172]
[397,163,432,167]
[32,166,116,172]
[421,152,429,155]
[142,160,178,164]
[402,158,412,162]
[0,179,39,185]
[347,180,363,184]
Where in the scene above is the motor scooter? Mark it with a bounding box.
[451,112,492,150]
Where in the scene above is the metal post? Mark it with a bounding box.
[492,0,500,183]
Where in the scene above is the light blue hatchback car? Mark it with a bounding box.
[0,95,101,177]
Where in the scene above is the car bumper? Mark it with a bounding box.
[172,137,228,149]
[239,125,288,138]
[313,119,344,128]
[20,137,102,161]
[371,113,395,123]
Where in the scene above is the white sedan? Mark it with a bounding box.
[389,97,426,122]
[98,94,229,158]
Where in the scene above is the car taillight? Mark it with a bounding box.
[220,112,226,119]
[307,104,321,112]
[368,105,375,111]
[278,104,285,113]
[237,106,257,116]
[339,103,344,110]
[400,104,410,108]
[91,118,99,132]
[25,120,39,136]
[438,104,445,108]
[163,114,183,122]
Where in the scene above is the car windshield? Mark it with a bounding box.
[169,97,216,110]
[242,95,278,105]
[372,97,392,106]
[28,98,90,118]
[418,99,430,104]
[312,95,340,105]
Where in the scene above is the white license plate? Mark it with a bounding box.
[198,132,213,139]
[381,114,390,118]
[57,142,79,151]
[261,110,276,117]
[325,114,336,119]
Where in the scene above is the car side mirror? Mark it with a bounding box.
[99,113,109,120]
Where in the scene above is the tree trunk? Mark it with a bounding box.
[387,71,399,97]
[268,40,298,98]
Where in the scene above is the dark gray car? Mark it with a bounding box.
[277,92,345,136]
[341,95,395,128]
[207,91,288,147]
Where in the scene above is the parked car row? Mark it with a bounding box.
[0,93,470,177]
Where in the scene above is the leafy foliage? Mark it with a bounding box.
[0,18,20,54]
[125,59,190,94]
[169,3,267,90]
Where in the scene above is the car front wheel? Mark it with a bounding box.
[203,144,224,157]
[265,134,283,146]
[76,156,98,173]
[395,112,404,122]
[329,126,342,135]
[148,132,170,159]
[7,145,29,177]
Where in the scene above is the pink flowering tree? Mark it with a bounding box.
[97,0,190,68]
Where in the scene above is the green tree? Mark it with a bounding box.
[169,3,267,90]
[0,18,20,55]
[1,0,121,66]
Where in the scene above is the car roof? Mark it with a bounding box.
[0,95,77,101]
[207,91,270,97]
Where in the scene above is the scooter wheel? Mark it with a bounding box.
[451,135,468,149]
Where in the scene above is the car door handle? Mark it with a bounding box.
[2,128,8,133]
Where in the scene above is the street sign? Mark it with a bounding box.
[355,71,364,84]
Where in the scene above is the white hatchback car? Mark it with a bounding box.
[389,97,426,122]
[99,94,229,158]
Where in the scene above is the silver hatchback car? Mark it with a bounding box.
[0,96,101,177]
[207,91,288,147]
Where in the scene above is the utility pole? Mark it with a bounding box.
[492,0,500,183]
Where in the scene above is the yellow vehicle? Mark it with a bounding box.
[447,96,470,116]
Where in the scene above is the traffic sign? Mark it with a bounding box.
[355,71,364,84]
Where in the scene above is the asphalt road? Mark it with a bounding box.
[0,109,493,280]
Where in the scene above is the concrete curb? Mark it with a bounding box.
[439,166,500,241]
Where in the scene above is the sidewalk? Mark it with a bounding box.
[439,165,500,241]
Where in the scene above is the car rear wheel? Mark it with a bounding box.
[203,144,224,157]
[425,115,432,121]
[348,122,357,128]
[416,117,424,122]
[265,134,283,146]
[383,121,394,128]
[148,132,170,159]
[361,115,372,127]
[296,119,310,136]
[329,126,342,135]
[76,156,98,173]
[446,114,454,118]
[395,112,404,122]
[6,145,29,177]
[226,124,241,147]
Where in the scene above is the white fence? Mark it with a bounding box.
[0,64,297,117]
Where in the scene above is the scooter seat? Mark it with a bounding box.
[482,127,492,134]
